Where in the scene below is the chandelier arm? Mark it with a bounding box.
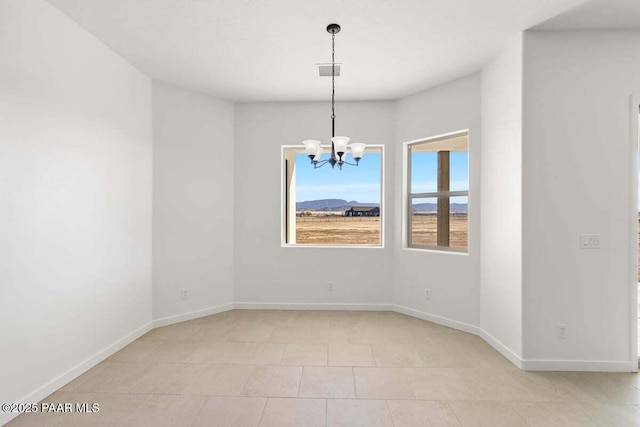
[314,160,330,169]
[339,161,359,167]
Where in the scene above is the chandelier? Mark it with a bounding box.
[302,23,366,169]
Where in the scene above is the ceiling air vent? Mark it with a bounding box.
[317,63,342,77]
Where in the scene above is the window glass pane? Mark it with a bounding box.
[410,151,437,193]
[411,197,437,247]
[450,196,468,250]
[449,152,469,191]
[293,150,381,245]
[410,196,468,250]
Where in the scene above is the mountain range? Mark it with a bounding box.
[296,199,467,212]
[296,199,379,211]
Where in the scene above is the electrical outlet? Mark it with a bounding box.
[425,288,432,300]
[580,234,600,249]
[181,289,189,300]
[556,323,568,339]
[328,282,334,292]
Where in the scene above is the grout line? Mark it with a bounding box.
[256,397,268,427]
[372,345,380,367]
[326,343,330,366]
[386,400,398,427]
[351,367,357,398]
[325,398,328,427]
[279,344,286,365]
[238,366,256,397]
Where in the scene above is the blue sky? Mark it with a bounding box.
[296,152,381,203]
[295,151,469,203]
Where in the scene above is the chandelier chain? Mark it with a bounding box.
[331,33,335,125]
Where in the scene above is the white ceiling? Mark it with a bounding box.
[534,0,640,30]
[47,0,589,102]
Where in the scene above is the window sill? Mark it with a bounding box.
[282,244,384,249]
[402,247,469,256]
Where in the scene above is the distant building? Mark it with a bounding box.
[344,206,380,217]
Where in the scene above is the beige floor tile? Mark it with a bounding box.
[465,341,516,371]
[188,342,285,365]
[106,340,163,363]
[581,403,640,427]
[221,323,275,343]
[123,394,207,427]
[259,310,302,328]
[385,327,427,344]
[327,399,394,427]
[227,343,286,365]
[328,311,369,329]
[328,343,375,366]
[18,310,640,427]
[65,362,153,393]
[282,344,328,366]
[140,322,202,341]
[59,392,147,427]
[5,391,82,427]
[388,400,461,427]
[191,397,266,427]
[184,342,227,363]
[372,344,426,367]
[561,372,640,404]
[5,412,64,427]
[298,367,356,398]
[353,368,415,399]
[187,364,254,395]
[403,368,483,401]
[129,363,204,394]
[348,326,397,344]
[269,326,349,344]
[463,369,535,402]
[241,366,303,397]
[449,401,528,427]
[505,370,589,402]
[508,402,597,427]
[258,398,326,427]
[148,340,200,363]
[414,341,474,368]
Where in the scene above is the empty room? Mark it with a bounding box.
[2,0,640,425]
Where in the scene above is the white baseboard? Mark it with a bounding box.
[1,321,152,427]
[234,302,394,311]
[521,359,637,372]
[393,304,479,335]
[478,328,524,369]
[153,303,235,328]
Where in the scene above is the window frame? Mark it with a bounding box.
[404,130,469,254]
[280,144,385,249]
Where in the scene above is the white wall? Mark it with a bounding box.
[152,82,235,322]
[393,74,481,330]
[0,0,152,422]
[234,102,395,306]
[480,34,524,361]
[522,31,640,369]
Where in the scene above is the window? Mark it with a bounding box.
[283,146,383,246]
[406,132,468,252]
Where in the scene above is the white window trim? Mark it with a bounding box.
[280,144,385,249]
[402,130,470,254]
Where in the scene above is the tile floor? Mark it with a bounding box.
[7,310,640,426]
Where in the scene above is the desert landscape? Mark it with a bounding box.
[295,212,468,249]
[296,215,381,245]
